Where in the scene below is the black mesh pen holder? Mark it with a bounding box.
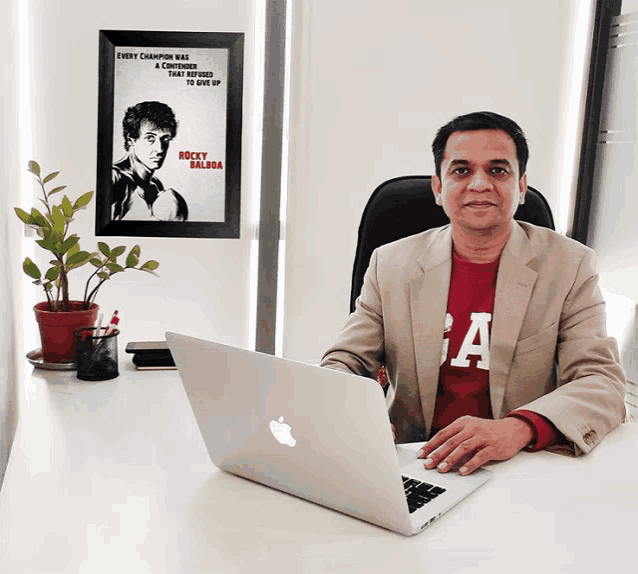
[75,327,120,381]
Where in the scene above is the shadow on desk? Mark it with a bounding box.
[183,469,425,571]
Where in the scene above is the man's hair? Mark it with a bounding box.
[431,111,528,178]
[122,101,178,150]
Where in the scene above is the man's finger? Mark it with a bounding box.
[422,430,473,469]
[418,427,459,458]
[433,436,484,473]
[456,447,493,475]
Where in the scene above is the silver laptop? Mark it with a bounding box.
[166,331,491,536]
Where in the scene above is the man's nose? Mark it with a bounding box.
[467,169,492,192]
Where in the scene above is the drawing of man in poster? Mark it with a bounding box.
[112,101,189,221]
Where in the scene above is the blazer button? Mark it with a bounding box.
[583,431,596,445]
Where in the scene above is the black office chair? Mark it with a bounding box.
[350,175,555,313]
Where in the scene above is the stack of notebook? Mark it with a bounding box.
[125,342,176,370]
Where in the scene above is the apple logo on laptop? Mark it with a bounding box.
[269,416,297,447]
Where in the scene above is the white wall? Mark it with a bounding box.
[283,0,595,364]
[21,0,260,351]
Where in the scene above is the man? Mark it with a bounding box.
[321,111,626,476]
[112,101,188,222]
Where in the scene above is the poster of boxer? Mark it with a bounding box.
[96,30,243,238]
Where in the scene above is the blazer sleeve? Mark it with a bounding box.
[517,248,627,455]
[320,249,385,379]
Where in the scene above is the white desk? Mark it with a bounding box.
[2,360,638,573]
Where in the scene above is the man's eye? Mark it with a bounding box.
[144,135,156,143]
[453,167,469,175]
[491,167,507,174]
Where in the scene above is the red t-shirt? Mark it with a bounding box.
[431,251,561,451]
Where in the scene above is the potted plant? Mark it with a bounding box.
[15,160,159,363]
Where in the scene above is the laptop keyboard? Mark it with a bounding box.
[402,476,447,514]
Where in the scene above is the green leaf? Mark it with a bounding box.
[51,205,65,233]
[44,282,53,292]
[66,241,80,260]
[106,263,125,274]
[45,266,60,281]
[61,196,73,217]
[139,260,159,271]
[40,226,52,240]
[98,242,110,257]
[125,245,141,267]
[60,235,79,255]
[50,229,64,246]
[66,251,92,269]
[23,258,41,279]
[15,208,33,225]
[112,245,126,258]
[97,271,109,280]
[43,171,60,184]
[28,161,40,176]
[36,238,59,253]
[48,185,67,196]
[89,258,103,268]
[30,208,47,227]
[73,191,93,211]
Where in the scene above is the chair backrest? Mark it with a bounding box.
[350,175,555,313]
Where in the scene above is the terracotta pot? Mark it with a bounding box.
[34,301,99,363]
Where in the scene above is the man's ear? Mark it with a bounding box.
[432,175,442,206]
[518,173,528,205]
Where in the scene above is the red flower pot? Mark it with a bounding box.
[34,301,99,363]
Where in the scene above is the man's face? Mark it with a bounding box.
[431,129,527,237]
[128,121,173,172]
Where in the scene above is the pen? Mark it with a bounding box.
[94,313,104,348]
[104,310,120,336]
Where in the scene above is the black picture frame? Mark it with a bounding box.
[96,30,243,238]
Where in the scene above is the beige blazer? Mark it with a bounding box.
[321,222,627,455]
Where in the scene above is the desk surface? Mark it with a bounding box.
[1,359,638,573]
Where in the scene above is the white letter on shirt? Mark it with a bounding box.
[450,312,491,370]
[440,313,454,365]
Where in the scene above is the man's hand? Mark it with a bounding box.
[418,416,534,475]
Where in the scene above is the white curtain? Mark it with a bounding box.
[0,0,22,489]
[586,9,638,420]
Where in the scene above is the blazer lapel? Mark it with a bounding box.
[410,227,452,436]
[489,222,538,418]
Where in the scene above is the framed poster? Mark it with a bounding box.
[96,30,243,238]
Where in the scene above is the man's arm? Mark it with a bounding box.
[320,249,386,379]
[153,188,188,222]
[511,248,626,454]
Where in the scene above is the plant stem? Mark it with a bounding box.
[37,176,52,217]
[86,277,108,307]
[83,266,103,309]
